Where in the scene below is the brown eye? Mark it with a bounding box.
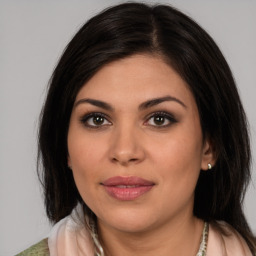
[93,116,105,125]
[153,116,166,126]
[145,112,177,128]
[80,113,112,128]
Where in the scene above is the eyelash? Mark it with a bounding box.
[144,111,177,128]
[80,111,177,129]
[80,112,111,129]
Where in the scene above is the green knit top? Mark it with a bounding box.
[15,238,49,256]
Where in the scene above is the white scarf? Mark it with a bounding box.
[48,204,94,256]
[48,204,252,256]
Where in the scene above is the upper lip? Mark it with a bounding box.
[102,176,155,186]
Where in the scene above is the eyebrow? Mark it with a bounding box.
[74,98,114,111]
[74,96,186,111]
[138,96,187,110]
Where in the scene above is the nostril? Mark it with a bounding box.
[112,157,119,162]
[111,157,139,165]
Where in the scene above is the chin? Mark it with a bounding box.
[97,207,159,234]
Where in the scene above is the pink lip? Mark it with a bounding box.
[101,176,155,201]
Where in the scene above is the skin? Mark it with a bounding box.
[68,54,215,256]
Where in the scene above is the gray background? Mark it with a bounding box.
[0,0,255,255]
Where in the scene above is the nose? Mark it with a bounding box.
[108,124,146,166]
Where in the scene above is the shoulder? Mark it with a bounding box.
[15,238,49,256]
[207,221,253,256]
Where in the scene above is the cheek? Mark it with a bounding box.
[68,129,106,170]
[68,132,99,193]
[152,135,202,171]
[69,144,99,211]
[67,130,112,207]
[151,131,203,194]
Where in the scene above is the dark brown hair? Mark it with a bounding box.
[38,2,256,253]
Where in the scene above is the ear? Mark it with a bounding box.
[201,138,217,171]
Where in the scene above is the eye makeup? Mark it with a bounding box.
[144,111,178,128]
[79,110,178,130]
[79,112,112,129]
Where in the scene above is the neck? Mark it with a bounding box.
[97,215,204,256]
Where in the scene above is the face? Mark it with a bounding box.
[68,54,214,234]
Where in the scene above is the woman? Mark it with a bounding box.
[17,2,256,255]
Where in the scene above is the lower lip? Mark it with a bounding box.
[103,185,153,201]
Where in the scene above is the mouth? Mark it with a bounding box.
[101,176,155,201]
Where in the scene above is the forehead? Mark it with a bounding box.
[75,54,194,108]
